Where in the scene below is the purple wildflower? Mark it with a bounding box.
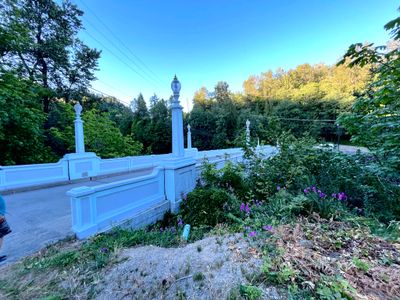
[240,203,245,212]
[249,231,257,237]
[304,188,309,194]
[245,203,251,214]
[277,185,281,191]
[177,218,184,227]
[332,193,337,199]
[319,192,326,198]
[312,186,317,193]
[244,226,250,231]
[160,227,164,232]
[262,225,273,232]
[338,192,347,201]
[100,247,109,253]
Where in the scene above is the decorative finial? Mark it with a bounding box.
[171,75,181,95]
[74,102,82,118]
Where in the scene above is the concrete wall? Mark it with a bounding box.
[0,159,69,191]
[0,152,173,193]
[67,167,167,239]
[67,145,277,239]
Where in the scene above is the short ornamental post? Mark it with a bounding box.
[171,75,185,157]
[74,102,85,153]
[246,119,250,146]
[187,124,192,149]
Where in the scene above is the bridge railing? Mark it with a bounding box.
[0,153,173,193]
[67,166,167,239]
[67,145,277,239]
[0,159,70,192]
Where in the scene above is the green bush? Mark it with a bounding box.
[247,133,400,222]
[201,159,249,199]
[180,187,239,227]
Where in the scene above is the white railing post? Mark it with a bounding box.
[246,119,250,146]
[171,75,185,157]
[63,102,100,180]
[74,102,85,154]
[187,124,192,149]
[164,76,197,213]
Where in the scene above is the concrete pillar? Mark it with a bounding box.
[171,75,185,157]
[74,102,85,154]
[246,119,250,146]
[187,124,192,149]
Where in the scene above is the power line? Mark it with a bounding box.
[83,29,155,87]
[97,79,132,99]
[77,0,162,84]
[274,117,337,123]
[88,86,130,106]
[82,15,160,87]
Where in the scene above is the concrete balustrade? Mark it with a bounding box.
[67,167,167,239]
[1,75,278,239]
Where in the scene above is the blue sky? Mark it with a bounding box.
[73,0,399,111]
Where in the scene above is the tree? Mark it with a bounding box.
[338,12,400,171]
[0,0,100,112]
[0,71,54,165]
[83,110,142,158]
[149,97,171,153]
[130,93,149,120]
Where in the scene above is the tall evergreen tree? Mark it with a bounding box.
[0,0,101,112]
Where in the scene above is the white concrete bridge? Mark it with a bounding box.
[0,76,276,263]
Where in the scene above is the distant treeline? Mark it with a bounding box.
[187,63,370,150]
[0,0,371,165]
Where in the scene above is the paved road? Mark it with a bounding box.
[0,170,152,265]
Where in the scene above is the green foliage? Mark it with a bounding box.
[130,93,172,154]
[239,284,263,300]
[248,134,400,222]
[0,0,100,112]
[201,160,249,198]
[83,109,142,158]
[180,187,238,227]
[338,11,400,172]
[0,71,54,165]
[352,257,370,272]
[316,277,355,300]
[189,63,370,150]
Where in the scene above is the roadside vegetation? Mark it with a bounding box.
[0,2,399,300]
[0,134,399,299]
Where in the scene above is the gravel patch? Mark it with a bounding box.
[96,234,282,300]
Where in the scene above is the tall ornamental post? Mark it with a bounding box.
[171,75,185,157]
[74,102,85,153]
[187,124,192,149]
[246,119,250,146]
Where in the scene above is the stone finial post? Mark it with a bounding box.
[171,75,185,157]
[74,102,85,153]
[246,119,250,145]
[187,124,192,149]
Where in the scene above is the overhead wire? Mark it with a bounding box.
[77,0,162,84]
[87,86,131,106]
[81,16,160,88]
[83,30,155,87]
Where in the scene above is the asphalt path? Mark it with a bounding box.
[0,169,152,265]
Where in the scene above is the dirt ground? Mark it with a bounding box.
[95,234,281,300]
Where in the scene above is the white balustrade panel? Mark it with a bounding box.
[0,159,69,192]
[67,167,167,239]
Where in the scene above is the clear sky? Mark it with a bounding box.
[73,0,399,111]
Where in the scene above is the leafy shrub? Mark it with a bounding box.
[180,187,239,227]
[201,159,249,198]
[247,133,400,222]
